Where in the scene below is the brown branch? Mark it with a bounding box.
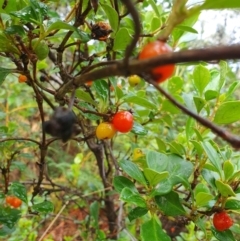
[145,75,240,149]
[55,44,240,100]
[0,137,41,146]
[120,0,141,65]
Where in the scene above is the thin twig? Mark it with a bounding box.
[145,75,240,149]
[56,44,240,99]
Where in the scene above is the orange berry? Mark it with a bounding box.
[18,74,27,83]
[138,41,175,83]
[6,196,22,208]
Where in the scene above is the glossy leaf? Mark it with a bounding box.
[196,192,214,207]
[32,200,54,214]
[175,25,198,34]
[167,76,184,94]
[151,17,161,32]
[100,3,119,33]
[211,227,235,241]
[143,168,169,186]
[193,96,206,113]
[119,160,147,185]
[205,90,218,100]
[0,67,13,86]
[155,191,186,216]
[0,225,16,237]
[214,101,240,124]
[128,207,148,222]
[90,201,99,227]
[93,79,109,102]
[215,180,235,197]
[123,94,158,110]
[9,182,27,203]
[47,21,76,33]
[201,0,240,10]
[0,207,21,229]
[131,122,148,136]
[223,160,234,181]
[202,141,222,176]
[120,187,146,208]
[193,65,210,96]
[113,176,137,193]
[225,199,240,210]
[75,89,97,106]
[150,179,172,197]
[147,151,193,185]
[148,0,160,17]
[140,216,171,241]
[113,28,132,51]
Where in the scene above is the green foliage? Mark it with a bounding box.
[0,0,240,240]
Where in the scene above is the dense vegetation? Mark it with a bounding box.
[0,0,240,240]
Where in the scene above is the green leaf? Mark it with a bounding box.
[161,97,181,114]
[143,168,169,186]
[215,180,235,197]
[10,0,48,24]
[155,191,186,216]
[90,201,99,227]
[113,176,137,193]
[202,141,222,176]
[75,89,97,106]
[147,151,193,185]
[150,179,172,197]
[4,25,25,36]
[193,96,206,113]
[123,94,158,110]
[211,227,235,241]
[193,65,211,96]
[32,200,54,214]
[0,207,21,229]
[119,160,147,185]
[32,39,49,60]
[93,79,109,102]
[0,224,16,237]
[214,101,240,124]
[205,90,218,100]
[113,28,132,51]
[201,169,218,189]
[9,182,27,203]
[148,0,160,17]
[146,151,168,173]
[225,198,240,210]
[78,102,100,121]
[196,192,214,207]
[120,187,146,208]
[47,21,76,33]
[140,216,171,241]
[128,207,148,222]
[100,3,119,33]
[151,17,161,32]
[201,0,240,10]
[186,118,195,142]
[0,67,13,86]
[167,76,184,94]
[168,141,186,156]
[131,122,148,136]
[172,13,199,42]
[175,25,198,34]
[223,160,234,181]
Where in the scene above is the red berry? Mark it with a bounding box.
[138,40,175,83]
[112,111,133,133]
[213,211,233,231]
